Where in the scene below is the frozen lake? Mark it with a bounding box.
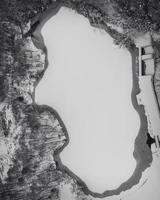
[35,7,140,193]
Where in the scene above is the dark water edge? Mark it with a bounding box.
[31,3,153,198]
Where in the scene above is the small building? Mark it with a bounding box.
[138,45,155,76]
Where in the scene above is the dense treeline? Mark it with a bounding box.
[1,0,160,32]
[1,0,160,48]
[63,0,160,47]
[112,0,160,32]
[0,0,52,25]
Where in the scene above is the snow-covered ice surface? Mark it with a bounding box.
[36,7,140,193]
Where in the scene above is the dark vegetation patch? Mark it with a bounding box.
[146,133,155,149]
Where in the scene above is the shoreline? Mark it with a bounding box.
[31,4,153,198]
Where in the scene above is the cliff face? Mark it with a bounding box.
[0,1,159,199]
